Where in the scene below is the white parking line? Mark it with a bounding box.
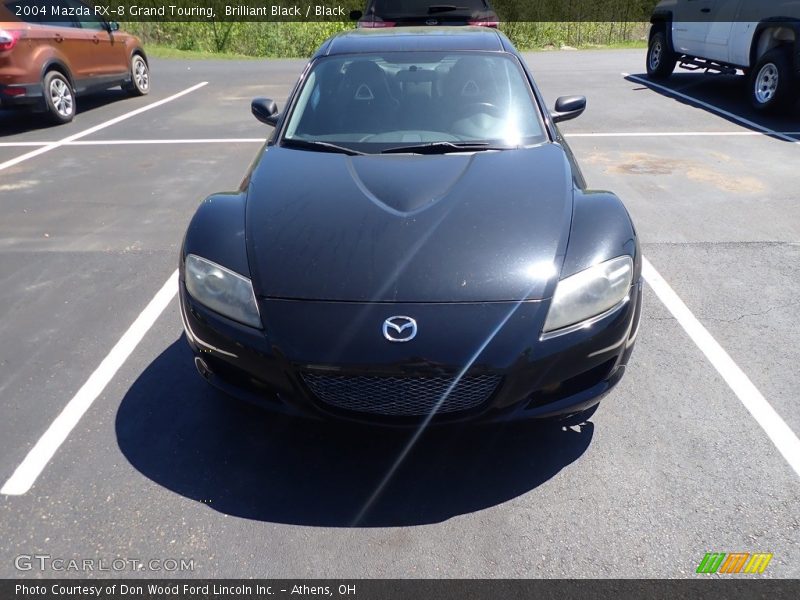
[567,131,800,138]
[0,82,208,173]
[0,139,264,147]
[642,258,800,478]
[0,271,178,496]
[623,72,800,146]
[3,132,799,149]
[2,255,798,494]
[70,138,264,145]
[2,93,798,493]
[0,142,53,147]
[3,254,797,496]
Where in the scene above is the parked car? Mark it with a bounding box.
[179,27,642,426]
[647,0,800,112]
[0,0,149,124]
[351,0,499,28]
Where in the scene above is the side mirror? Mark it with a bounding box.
[350,10,363,20]
[552,95,586,123]
[106,21,120,32]
[251,97,279,127]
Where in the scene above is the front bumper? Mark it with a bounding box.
[179,280,643,426]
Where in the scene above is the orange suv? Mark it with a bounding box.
[0,0,149,124]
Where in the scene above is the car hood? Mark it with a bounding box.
[245,143,574,302]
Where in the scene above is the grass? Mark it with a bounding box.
[141,44,262,61]
[125,22,650,60]
[142,39,648,61]
[586,39,648,50]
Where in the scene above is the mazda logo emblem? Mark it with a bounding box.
[426,19,438,25]
[383,316,417,343]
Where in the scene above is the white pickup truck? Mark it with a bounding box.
[646,0,800,112]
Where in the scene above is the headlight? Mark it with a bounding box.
[184,254,261,328]
[543,255,633,335]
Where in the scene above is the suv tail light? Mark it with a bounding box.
[0,29,21,51]
[359,18,396,28]
[468,19,500,28]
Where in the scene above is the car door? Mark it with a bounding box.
[671,0,717,56]
[703,0,743,63]
[67,0,128,80]
[34,0,90,80]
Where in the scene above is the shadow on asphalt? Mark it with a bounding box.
[625,72,800,142]
[115,337,594,528]
[0,88,131,137]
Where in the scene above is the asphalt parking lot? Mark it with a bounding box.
[0,48,799,578]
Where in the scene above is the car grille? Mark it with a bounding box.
[301,373,502,417]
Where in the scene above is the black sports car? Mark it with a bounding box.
[179,27,642,426]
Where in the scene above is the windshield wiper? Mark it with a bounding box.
[381,141,510,155]
[282,138,366,156]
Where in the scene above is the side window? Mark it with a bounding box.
[66,0,106,30]
[4,0,44,23]
[39,0,79,28]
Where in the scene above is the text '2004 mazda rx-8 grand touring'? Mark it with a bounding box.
[179,27,643,426]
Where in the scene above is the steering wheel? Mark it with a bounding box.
[453,102,503,119]
[359,131,461,143]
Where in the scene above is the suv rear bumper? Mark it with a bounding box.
[0,83,43,108]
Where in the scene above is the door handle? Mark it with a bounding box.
[92,36,100,44]
[54,34,63,43]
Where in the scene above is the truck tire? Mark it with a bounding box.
[749,48,798,113]
[647,30,676,80]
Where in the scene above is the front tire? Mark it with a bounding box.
[749,49,798,113]
[124,54,150,96]
[42,71,75,125]
[647,30,676,80]
[554,403,600,427]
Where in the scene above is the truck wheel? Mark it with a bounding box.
[647,30,676,79]
[42,70,75,125]
[750,49,798,113]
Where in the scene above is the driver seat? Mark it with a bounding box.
[442,57,503,137]
[442,57,498,109]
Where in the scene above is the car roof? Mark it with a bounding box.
[315,27,512,58]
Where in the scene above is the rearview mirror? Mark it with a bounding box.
[106,21,120,32]
[350,10,363,20]
[251,97,279,127]
[552,95,586,123]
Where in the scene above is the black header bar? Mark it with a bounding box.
[7,1,800,23]
[4,579,800,600]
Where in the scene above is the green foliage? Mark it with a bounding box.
[502,21,649,49]
[122,21,649,59]
[122,22,353,57]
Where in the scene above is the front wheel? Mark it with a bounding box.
[647,30,676,79]
[749,49,798,113]
[554,403,600,427]
[124,54,150,96]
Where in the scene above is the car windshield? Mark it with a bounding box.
[282,51,547,154]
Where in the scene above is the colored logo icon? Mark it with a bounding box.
[696,552,773,574]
